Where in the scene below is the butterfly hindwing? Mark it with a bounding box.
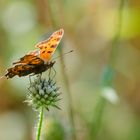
[5,59,55,78]
[13,54,42,65]
[5,55,44,78]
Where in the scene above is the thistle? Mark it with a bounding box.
[26,75,61,140]
[26,76,61,111]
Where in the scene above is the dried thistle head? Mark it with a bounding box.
[26,76,61,111]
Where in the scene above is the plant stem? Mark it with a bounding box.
[47,1,76,139]
[109,0,125,66]
[47,0,57,28]
[60,50,77,140]
[91,97,106,139]
[36,107,44,140]
[91,0,126,139]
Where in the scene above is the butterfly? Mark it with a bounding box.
[4,28,64,79]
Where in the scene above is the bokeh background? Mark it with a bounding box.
[0,0,140,140]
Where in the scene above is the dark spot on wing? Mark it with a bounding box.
[50,45,56,48]
[47,51,53,53]
[42,50,45,53]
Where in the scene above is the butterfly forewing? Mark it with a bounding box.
[35,29,64,62]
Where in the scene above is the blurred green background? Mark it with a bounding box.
[0,0,140,140]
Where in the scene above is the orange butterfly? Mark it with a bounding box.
[4,29,64,79]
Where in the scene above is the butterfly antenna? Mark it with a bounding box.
[52,50,74,60]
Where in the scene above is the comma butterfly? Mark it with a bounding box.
[4,28,64,79]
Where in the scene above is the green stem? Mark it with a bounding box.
[47,0,57,28]
[60,50,77,140]
[91,0,126,139]
[91,97,106,139]
[47,1,76,138]
[109,0,125,66]
[36,107,44,140]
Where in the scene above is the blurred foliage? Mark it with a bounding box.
[0,0,140,140]
[42,118,65,140]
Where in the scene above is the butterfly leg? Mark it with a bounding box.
[51,66,56,80]
[47,65,56,80]
[48,68,51,81]
[29,73,36,85]
[29,75,32,84]
[38,73,42,81]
